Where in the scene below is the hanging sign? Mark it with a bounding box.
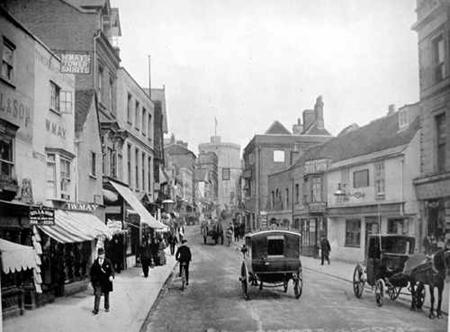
[29,206,55,226]
[60,52,91,74]
[63,202,98,212]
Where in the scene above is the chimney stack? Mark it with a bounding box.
[314,95,324,129]
[387,104,396,115]
[303,110,315,132]
[292,118,304,135]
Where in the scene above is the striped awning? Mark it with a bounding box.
[39,210,112,243]
[0,239,38,274]
[110,181,165,229]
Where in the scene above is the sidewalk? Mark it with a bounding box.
[301,255,450,315]
[3,249,177,332]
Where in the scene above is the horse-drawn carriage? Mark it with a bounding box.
[239,230,303,300]
[353,234,426,308]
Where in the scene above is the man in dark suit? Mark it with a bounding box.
[175,239,192,285]
[90,247,115,314]
[320,235,331,265]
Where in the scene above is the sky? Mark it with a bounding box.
[110,0,419,155]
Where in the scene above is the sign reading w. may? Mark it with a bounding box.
[60,52,91,74]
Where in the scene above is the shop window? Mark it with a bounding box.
[436,113,446,172]
[0,134,14,178]
[1,37,15,82]
[345,219,361,247]
[222,167,230,180]
[388,218,406,235]
[273,150,285,162]
[50,81,61,113]
[353,169,369,188]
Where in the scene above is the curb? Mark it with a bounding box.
[139,261,178,332]
[303,265,448,316]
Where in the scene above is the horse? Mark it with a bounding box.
[405,249,450,319]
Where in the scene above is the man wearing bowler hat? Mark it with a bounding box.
[90,247,115,314]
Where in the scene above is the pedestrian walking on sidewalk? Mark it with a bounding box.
[225,223,233,246]
[168,231,178,255]
[140,239,152,277]
[320,235,331,265]
[90,247,115,315]
[175,239,192,285]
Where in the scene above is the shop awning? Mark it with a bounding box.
[110,181,165,229]
[39,210,112,243]
[0,239,38,274]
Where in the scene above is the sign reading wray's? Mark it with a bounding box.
[29,206,55,226]
[60,52,91,74]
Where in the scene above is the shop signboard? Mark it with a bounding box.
[60,52,91,74]
[29,206,55,226]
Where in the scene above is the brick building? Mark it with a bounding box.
[242,96,332,231]
[412,0,450,244]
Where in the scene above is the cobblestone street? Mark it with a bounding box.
[144,229,448,332]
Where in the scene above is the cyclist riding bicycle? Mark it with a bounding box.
[175,239,192,285]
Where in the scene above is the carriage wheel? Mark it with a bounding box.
[294,273,303,299]
[240,264,249,300]
[353,264,365,298]
[415,283,425,309]
[387,286,401,301]
[375,279,385,307]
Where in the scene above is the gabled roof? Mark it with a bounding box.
[303,125,331,136]
[264,121,291,135]
[301,111,420,164]
[75,89,95,133]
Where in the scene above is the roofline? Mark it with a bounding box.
[0,6,63,63]
[119,67,154,108]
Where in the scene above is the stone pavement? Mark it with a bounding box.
[300,255,450,315]
[3,248,177,332]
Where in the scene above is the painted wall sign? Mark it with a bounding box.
[45,119,66,139]
[0,88,32,141]
[60,52,91,74]
[29,206,55,226]
[63,201,98,212]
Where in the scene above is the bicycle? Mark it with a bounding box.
[180,262,188,291]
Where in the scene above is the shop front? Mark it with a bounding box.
[37,209,111,299]
[105,180,166,269]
